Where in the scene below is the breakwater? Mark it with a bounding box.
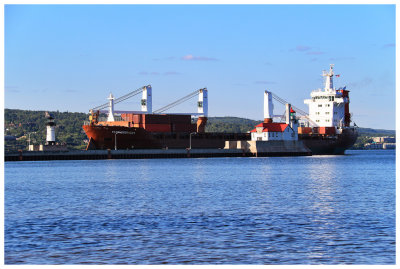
[5,148,311,162]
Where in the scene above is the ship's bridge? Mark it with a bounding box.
[304,65,350,128]
[305,89,347,104]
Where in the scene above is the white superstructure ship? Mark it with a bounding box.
[304,64,351,130]
[299,64,358,154]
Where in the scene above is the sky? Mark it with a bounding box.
[4,4,396,129]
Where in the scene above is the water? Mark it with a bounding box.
[5,150,395,264]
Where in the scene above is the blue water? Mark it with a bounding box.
[4,150,395,264]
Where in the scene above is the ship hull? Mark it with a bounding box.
[83,125,358,154]
[299,127,358,155]
[83,124,250,150]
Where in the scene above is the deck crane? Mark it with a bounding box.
[269,91,317,127]
[153,88,208,117]
[89,86,208,131]
[153,88,208,133]
[89,85,152,121]
[91,86,148,111]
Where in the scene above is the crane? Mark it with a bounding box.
[269,91,317,127]
[91,86,144,111]
[153,88,207,116]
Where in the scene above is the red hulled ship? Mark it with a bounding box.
[83,65,358,154]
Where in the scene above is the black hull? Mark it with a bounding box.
[299,127,358,155]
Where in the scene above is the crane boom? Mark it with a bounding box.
[91,86,144,111]
[153,88,204,114]
[270,92,318,127]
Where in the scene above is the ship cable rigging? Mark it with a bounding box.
[153,88,205,114]
[270,92,318,127]
[270,92,308,116]
[91,86,145,111]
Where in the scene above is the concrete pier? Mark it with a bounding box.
[5,147,311,162]
[225,140,312,157]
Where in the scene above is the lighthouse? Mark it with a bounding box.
[45,112,56,145]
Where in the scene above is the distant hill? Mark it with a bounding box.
[205,117,260,133]
[4,108,395,151]
[357,127,395,137]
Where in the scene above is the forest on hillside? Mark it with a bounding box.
[4,109,395,151]
[5,109,89,151]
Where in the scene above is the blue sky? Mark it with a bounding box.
[5,4,396,129]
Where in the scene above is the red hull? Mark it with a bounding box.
[83,124,250,150]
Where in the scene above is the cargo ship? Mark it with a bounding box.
[82,65,357,154]
[83,87,250,150]
[297,64,358,154]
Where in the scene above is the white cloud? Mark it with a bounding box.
[182,54,218,61]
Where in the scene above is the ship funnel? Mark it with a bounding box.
[264,90,273,123]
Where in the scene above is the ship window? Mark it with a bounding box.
[325,112,330,114]
[318,104,322,107]
[316,120,320,122]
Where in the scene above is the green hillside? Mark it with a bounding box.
[205,117,260,133]
[5,109,89,151]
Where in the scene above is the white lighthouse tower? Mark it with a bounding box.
[45,112,56,145]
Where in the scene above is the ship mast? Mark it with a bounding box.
[323,64,335,92]
[107,93,115,122]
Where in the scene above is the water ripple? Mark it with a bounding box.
[5,150,395,264]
